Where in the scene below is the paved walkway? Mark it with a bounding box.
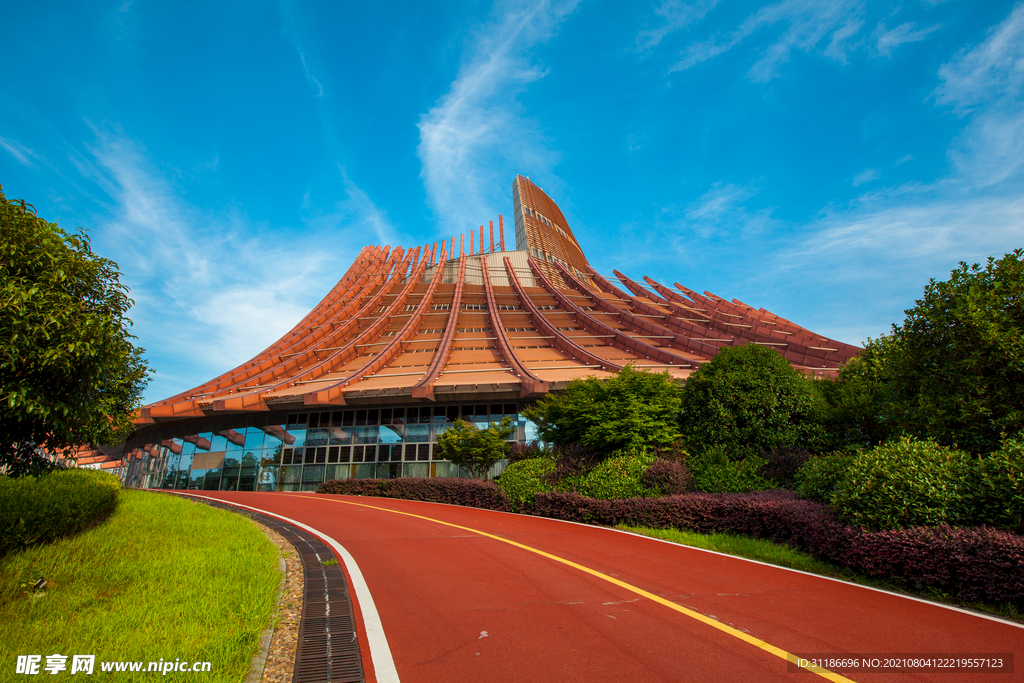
[180,491,1022,683]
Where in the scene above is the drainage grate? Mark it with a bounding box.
[189,498,366,683]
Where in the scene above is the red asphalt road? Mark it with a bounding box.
[183,492,1022,683]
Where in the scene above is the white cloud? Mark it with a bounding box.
[80,130,392,401]
[668,0,867,80]
[935,3,1024,110]
[417,0,579,234]
[874,21,942,57]
[936,2,1024,187]
[635,0,719,54]
[852,168,878,186]
[0,136,36,166]
[298,49,324,97]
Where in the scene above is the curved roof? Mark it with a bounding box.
[136,178,859,425]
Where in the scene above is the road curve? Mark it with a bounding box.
[181,491,1022,683]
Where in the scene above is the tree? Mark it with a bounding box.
[678,344,830,459]
[522,365,682,456]
[1,185,149,476]
[828,250,1024,454]
[435,417,515,479]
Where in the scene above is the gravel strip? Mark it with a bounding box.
[253,522,304,683]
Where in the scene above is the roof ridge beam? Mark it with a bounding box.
[482,254,548,397]
[307,242,450,404]
[412,254,469,400]
[528,260,690,370]
[207,247,416,411]
[506,258,621,373]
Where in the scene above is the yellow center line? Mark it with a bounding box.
[294,494,855,683]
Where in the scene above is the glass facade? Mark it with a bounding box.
[123,403,535,492]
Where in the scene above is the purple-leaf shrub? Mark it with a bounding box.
[535,490,1024,606]
[318,477,510,512]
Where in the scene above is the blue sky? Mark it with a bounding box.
[3,0,1023,403]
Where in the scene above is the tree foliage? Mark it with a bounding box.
[1,185,149,475]
[678,344,830,459]
[522,365,683,456]
[435,417,515,479]
[829,250,1024,454]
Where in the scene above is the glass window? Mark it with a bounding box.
[338,446,351,463]
[303,465,326,483]
[380,408,393,425]
[504,404,518,420]
[417,444,431,461]
[446,406,459,423]
[189,469,206,490]
[353,426,378,444]
[315,447,327,464]
[220,469,239,491]
[307,429,329,447]
[433,406,447,423]
[355,409,367,426]
[327,446,339,463]
[244,427,265,450]
[258,465,279,491]
[342,410,354,427]
[378,424,403,444]
[261,423,286,450]
[351,445,365,463]
[366,409,379,425]
[238,466,258,491]
[203,468,222,490]
[282,466,302,484]
[392,407,406,424]
[329,427,351,445]
[491,405,504,422]
[286,426,306,449]
[405,424,429,443]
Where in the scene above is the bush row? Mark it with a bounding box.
[794,436,1024,533]
[0,469,122,557]
[532,490,1024,606]
[318,477,510,511]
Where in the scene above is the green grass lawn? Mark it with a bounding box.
[617,524,1023,624]
[0,490,281,681]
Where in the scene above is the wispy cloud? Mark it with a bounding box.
[79,129,390,401]
[298,49,324,97]
[935,2,1024,187]
[0,136,37,166]
[417,0,579,234]
[635,0,719,54]
[874,21,942,57]
[852,168,878,186]
[668,0,867,80]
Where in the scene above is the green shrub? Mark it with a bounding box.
[795,452,856,503]
[678,344,831,460]
[687,445,774,493]
[963,438,1024,533]
[496,457,555,511]
[831,436,972,530]
[575,448,655,499]
[0,469,121,556]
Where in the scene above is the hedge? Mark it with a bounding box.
[0,469,122,557]
[533,490,1024,606]
[318,477,510,511]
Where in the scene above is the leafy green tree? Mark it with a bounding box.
[1,185,149,476]
[678,344,830,459]
[837,250,1024,454]
[435,417,515,479]
[522,365,683,456]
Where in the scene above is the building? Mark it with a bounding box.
[122,175,859,491]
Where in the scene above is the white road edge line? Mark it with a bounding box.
[173,493,401,683]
